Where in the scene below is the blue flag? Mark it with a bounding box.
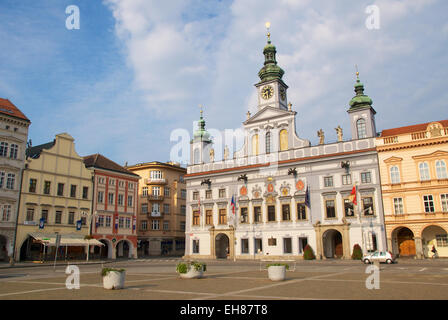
[76,220,82,231]
[39,218,45,229]
[305,186,310,208]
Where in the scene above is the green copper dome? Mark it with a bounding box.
[258,39,284,83]
[349,78,373,109]
[192,113,211,143]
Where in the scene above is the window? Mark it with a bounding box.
[109,179,115,186]
[206,210,213,225]
[26,208,34,221]
[142,187,148,196]
[82,187,88,199]
[98,215,104,227]
[441,194,448,212]
[125,218,131,229]
[127,195,133,207]
[279,129,288,151]
[297,203,306,220]
[141,220,148,231]
[423,195,435,213]
[205,190,212,199]
[193,191,199,200]
[97,191,104,203]
[254,206,262,223]
[180,221,185,231]
[29,179,37,193]
[267,205,276,222]
[436,235,448,247]
[0,142,8,157]
[9,144,18,159]
[357,118,367,139]
[68,212,75,225]
[324,176,333,187]
[128,182,134,189]
[361,172,371,184]
[55,211,62,224]
[98,177,105,184]
[0,171,4,188]
[255,238,263,253]
[219,189,226,198]
[265,131,271,154]
[342,174,352,185]
[283,238,292,254]
[192,210,200,225]
[119,217,124,228]
[344,199,354,217]
[152,203,160,214]
[2,205,11,221]
[150,170,162,180]
[57,183,64,196]
[70,185,77,198]
[105,216,111,227]
[181,189,187,198]
[163,204,170,214]
[436,160,448,179]
[298,237,308,254]
[326,200,336,218]
[390,166,400,184]
[419,162,430,181]
[152,220,160,230]
[241,239,249,254]
[118,194,124,206]
[181,205,186,215]
[152,186,161,196]
[141,203,148,214]
[163,221,169,230]
[218,209,227,224]
[41,209,48,223]
[119,181,125,188]
[394,198,404,215]
[108,193,114,205]
[43,181,51,195]
[81,216,87,226]
[282,204,290,221]
[252,134,259,156]
[240,207,248,223]
[6,173,15,190]
[164,187,170,197]
[192,240,200,254]
[362,197,374,215]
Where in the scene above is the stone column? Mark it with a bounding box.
[415,237,423,259]
[314,224,323,260]
[387,237,393,253]
[342,225,351,259]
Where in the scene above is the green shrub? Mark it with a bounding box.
[101,268,125,277]
[303,244,316,260]
[351,244,363,260]
[266,263,289,270]
[176,261,207,273]
[176,262,188,274]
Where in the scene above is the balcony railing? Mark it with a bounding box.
[150,211,162,217]
[145,178,167,185]
[148,195,164,201]
[383,136,398,144]
[411,131,427,140]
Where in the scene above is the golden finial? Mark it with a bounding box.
[355,65,359,79]
[265,21,271,42]
[199,104,203,117]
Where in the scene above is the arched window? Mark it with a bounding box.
[279,129,288,151]
[419,162,430,181]
[265,132,271,154]
[436,160,447,179]
[357,118,367,139]
[390,166,400,184]
[252,134,259,156]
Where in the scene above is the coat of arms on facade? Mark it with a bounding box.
[295,179,305,191]
[428,122,442,138]
[252,185,262,199]
[280,181,290,196]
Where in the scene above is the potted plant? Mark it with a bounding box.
[266,263,289,281]
[102,268,126,289]
[303,244,316,260]
[176,261,207,279]
[351,244,363,260]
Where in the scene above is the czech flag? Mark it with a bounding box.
[350,185,357,205]
[231,195,236,215]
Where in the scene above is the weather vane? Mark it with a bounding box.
[355,64,359,79]
[265,21,271,42]
[199,104,204,116]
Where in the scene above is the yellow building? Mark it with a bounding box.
[377,120,448,259]
[127,161,186,256]
[15,133,102,261]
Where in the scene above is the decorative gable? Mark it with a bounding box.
[244,106,295,125]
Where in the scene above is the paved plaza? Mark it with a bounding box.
[1,258,448,300]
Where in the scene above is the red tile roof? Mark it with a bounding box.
[380,120,448,137]
[0,98,30,122]
[83,154,140,178]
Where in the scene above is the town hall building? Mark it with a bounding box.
[184,30,387,260]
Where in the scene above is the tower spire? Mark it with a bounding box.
[257,23,285,84]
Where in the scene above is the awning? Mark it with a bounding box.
[29,233,104,247]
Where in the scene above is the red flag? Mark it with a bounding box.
[350,185,357,205]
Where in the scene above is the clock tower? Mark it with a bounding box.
[255,24,288,111]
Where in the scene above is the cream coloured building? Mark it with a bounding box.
[16,133,101,261]
[377,120,448,259]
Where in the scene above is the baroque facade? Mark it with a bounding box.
[184,33,387,260]
[0,98,30,261]
[377,120,448,259]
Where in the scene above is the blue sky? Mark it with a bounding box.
[0,0,447,167]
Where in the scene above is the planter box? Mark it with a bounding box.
[103,271,126,289]
[180,268,203,279]
[268,266,286,281]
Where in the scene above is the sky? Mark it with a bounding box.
[0,0,447,167]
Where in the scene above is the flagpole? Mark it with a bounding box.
[356,183,366,255]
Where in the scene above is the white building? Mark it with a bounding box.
[0,98,30,261]
[184,34,386,260]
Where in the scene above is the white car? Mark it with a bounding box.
[362,251,395,264]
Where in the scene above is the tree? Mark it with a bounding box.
[351,244,363,260]
[303,244,316,260]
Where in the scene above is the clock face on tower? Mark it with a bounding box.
[261,85,274,100]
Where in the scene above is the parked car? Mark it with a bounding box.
[362,251,396,264]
